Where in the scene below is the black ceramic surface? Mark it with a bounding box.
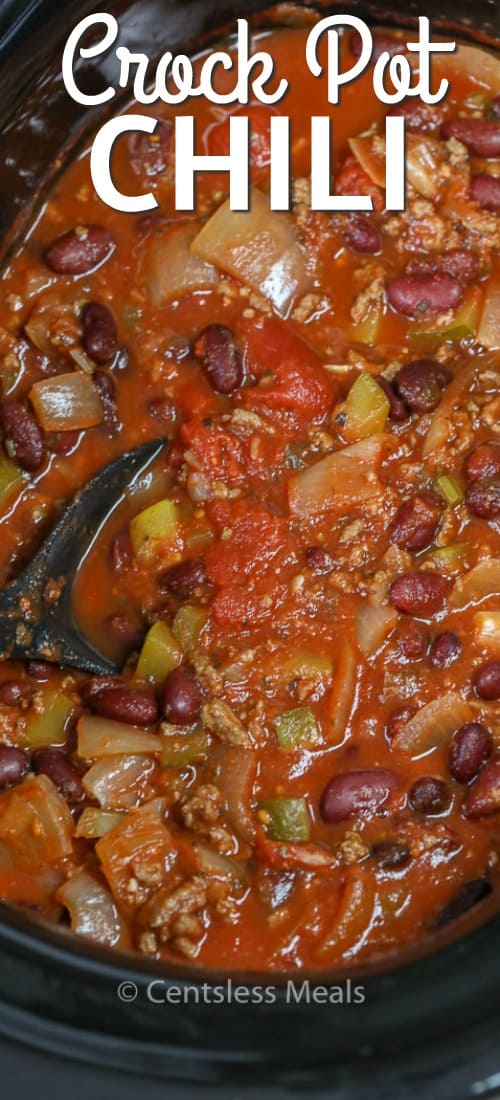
[0,0,499,1095]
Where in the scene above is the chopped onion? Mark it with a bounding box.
[435,44,500,91]
[147,223,219,306]
[478,282,500,350]
[327,642,358,745]
[406,135,444,199]
[78,715,162,758]
[29,372,103,431]
[349,135,386,187]
[75,808,124,838]
[209,746,257,843]
[422,362,477,457]
[473,611,500,652]
[450,559,500,609]
[194,842,244,882]
[83,755,156,810]
[191,188,312,316]
[0,774,74,868]
[57,870,122,946]
[288,434,388,518]
[317,871,375,960]
[391,694,474,756]
[96,803,175,911]
[356,602,398,656]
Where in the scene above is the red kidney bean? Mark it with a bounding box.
[0,680,31,705]
[320,768,399,823]
[31,748,85,804]
[344,215,381,254]
[474,660,500,701]
[464,757,500,817]
[376,378,409,424]
[409,776,450,815]
[435,877,492,928]
[82,302,118,363]
[385,704,417,741]
[82,675,122,700]
[93,370,119,430]
[386,273,463,319]
[350,30,404,61]
[193,324,243,394]
[470,173,500,213]
[389,572,450,616]
[0,747,28,789]
[393,359,452,414]
[161,669,203,726]
[466,442,500,482]
[429,631,461,669]
[441,118,500,158]
[389,490,442,553]
[106,614,145,650]
[149,398,176,423]
[436,248,480,284]
[129,119,173,178]
[371,840,411,869]
[110,528,133,574]
[397,620,429,661]
[466,478,500,520]
[86,681,160,726]
[1,401,45,472]
[305,546,335,573]
[45,226,115,275]
[449,722,492,784]
[160,558,207,600]
[27,660,56,682]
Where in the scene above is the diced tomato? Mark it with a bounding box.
[210,582,287,629]
[205,508,288,586]
[180,419,247,486]
[240,319,336,426]
[335,155,385,214]
[205,105,276,173]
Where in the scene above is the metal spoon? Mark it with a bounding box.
[0,438,167,676]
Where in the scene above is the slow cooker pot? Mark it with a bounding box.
[0,0,499,1095]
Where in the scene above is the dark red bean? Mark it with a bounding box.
[389,572,450,616]
[371,841,411,869]
[0,680,31,705]
[110,529,133,574]
[435,878,492,927]
[441,117,500,158]
[160,669,203,726]
[159,558,207,600]
[389,490,442,552]
[470,174,500,213]
[305,546,335,574]
[82,302,118,363]
[129,120,173,179]
[31,748,85,804]
[1,401,45,472]
[320,768,398,823]
[376,377,409,424]
[475,660,500,701]
[106,614,145,650]
[449,722,492,784]
[464,757,500,817]
[405,249,480,285]
[45,226,115,275]
[27,660,56,682]
[193,324,243,394]
[393,359,452,414]
[386,705,417,741]
[344,215,381,254]
[93,370,119,430]
[429,631,461,669]
[466,478,500,520]
[409,776,450,815]
[0,747,28,789]
[149,398,176,423]
[386,273,463,319]
[81,675,122,701]
[350,30,404,61]
[86,682,159,726]
[466,442,500,482]
[397,620,429,661]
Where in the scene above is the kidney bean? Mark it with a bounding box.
[82,302,118,363]
[449,722,492,784]
[45,226,115,275]
[429,631,461,669]
[386,273,463,319]
[193,324,243,395]
[161,669,203,726]
[82,675,122,701]
[129,120,173,179]
[385,704,417,741]
[110,528,133,574]
[389,572,450,616]
[466,442,500,482]
[106,614,145,650]
[470,173,500,213]
[350,30,404,61]
[376,378,409,424]
[406,249,480,285]
[31,748,85,804]
[387,99,435,132]
[466,478,500,520]
[320,768,399,824]
[344,215,381,254]
[86,681,160,726]
[441,117,500,158]
[305,546,335,574]
[0,680,31,705]
[0,401,45,472]
[389,490,442,553]
[409,776,450,815]
[475,660,500,701]
[27,660,56,682]
[93,370,119,430]
[160,558,207,600]
[435,877,492,928]
[393,360,452,413]
[397,620,429,661]
[371,841,411,869]
[149,398,176,423]
[0,747,28,790]
[464,758,500,817]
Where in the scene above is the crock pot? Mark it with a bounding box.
[0,1,499,1096]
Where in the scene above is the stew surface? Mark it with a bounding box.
[0,14,498,970]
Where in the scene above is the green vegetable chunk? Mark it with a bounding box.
[259,797,310,842]
[275,705,322,751]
